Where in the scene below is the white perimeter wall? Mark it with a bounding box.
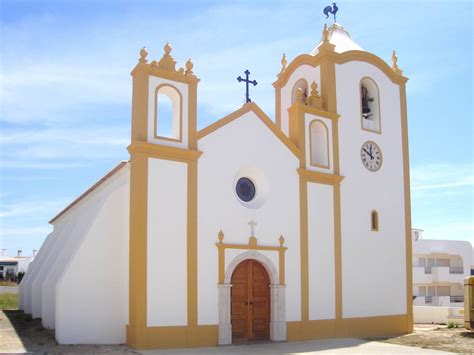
[197,111,300,324]
[147,158,188,326]
[337,61,407,318]
[308,183,335,320]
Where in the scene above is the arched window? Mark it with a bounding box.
[309,120,329,168]
[154,84,182,141]
[360,77,381,133]
[291,79,308,104]
[371,210,379,231]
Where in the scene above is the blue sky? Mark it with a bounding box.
[0,0,472,256]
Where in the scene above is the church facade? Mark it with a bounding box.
[19,23,413,349]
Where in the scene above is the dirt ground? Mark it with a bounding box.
[1,310,473,353]
[0,310,138,353]
[372,324,474,354]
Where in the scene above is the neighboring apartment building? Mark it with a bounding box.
[412,229,472,307]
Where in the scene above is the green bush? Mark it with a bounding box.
[447,321,458,329]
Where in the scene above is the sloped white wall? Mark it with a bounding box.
[55,175,129,344]
[19,230,55,312]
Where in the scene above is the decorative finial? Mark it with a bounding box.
[281,53,287,72]
[308,81,323,109]
[157,42,177,71]
[391,50,403,75]
[218,230,224,243]
[279,235,285,247]
[185,59,194,75]
[322,24,330,43]
[323,2,338,23]
[164,42,172,55]
[139,47,148,63]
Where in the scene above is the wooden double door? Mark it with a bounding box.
[231,259,270,342]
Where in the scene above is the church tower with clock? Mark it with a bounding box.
[20,18,413,350]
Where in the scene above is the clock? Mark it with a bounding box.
[360,141,382,172]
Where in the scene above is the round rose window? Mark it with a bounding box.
[235,177,256,202]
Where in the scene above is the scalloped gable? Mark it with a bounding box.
[197,102,301,158]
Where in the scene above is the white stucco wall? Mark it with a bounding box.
[308,183,336,320]
[42,199,106,329]
[56,175,129,344]
[280,65,321,136]
[147,158,188,326]
[197,110,301,324]
[336,61,407,318]
[19,230,55,312]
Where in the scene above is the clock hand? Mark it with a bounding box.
[362,148,374,160]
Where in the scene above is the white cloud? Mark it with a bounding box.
[411,164,474,191]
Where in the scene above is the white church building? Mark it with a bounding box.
[20,22,413,349]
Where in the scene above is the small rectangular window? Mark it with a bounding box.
[371,210,379,231]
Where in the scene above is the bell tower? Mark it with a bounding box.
[127,44,202,348]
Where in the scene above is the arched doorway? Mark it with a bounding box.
[230,259,270,342]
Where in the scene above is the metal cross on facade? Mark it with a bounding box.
[248,220,257,237]
[237,70,257,103]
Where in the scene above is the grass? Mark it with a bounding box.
[0,293,19,310]
[0,281,18,286]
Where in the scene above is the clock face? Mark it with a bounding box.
[360,141,382,172]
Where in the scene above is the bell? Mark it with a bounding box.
[362,97,371,114]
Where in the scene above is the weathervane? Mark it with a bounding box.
[323,2,338,23]
[237,70,257,103]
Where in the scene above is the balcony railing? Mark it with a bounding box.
[425,296,432,304]
[449,267,463,274]
[450,295,464,303]
[424,267,432,274]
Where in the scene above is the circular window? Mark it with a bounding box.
[235,177,256,202]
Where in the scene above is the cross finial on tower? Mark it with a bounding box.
[248,220,257,237]
[237,70,258,103]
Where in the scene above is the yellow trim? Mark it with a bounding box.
[126,324,218,349]
[273,50,407,89]
[299,174,309,321]
[215,232,287,285]
[297,169,344,186]
[464,276,474,329]
[187,161,198,326]
[127,152,149,345]
[188,82,198,150]
[287,314,411,341]
[131,63,150,142]
[275,87,282,129]
[399,82,414,330]
[131,63,200,85]
[197,102,301,159]
[309,119,330,169]
[360,77,382,135]
[128,141,201,163]
[154,83,183,142]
